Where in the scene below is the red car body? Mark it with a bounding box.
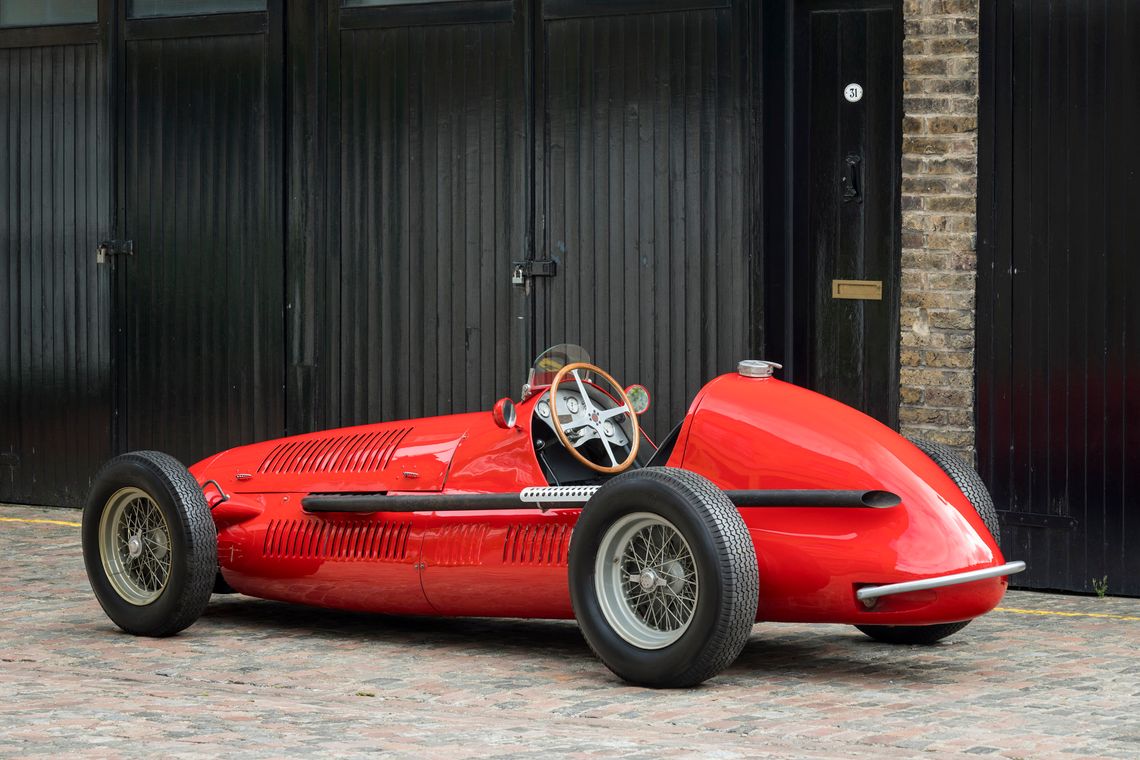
[192,369,1013,628]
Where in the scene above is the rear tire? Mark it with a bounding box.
[569,467,759,687]
[82,451,216,637]
[855,438,997,646]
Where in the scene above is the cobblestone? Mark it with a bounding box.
[1,505,1138,758]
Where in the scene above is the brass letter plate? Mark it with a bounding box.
[831,279,883,300]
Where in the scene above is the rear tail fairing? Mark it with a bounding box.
[671,373,1010,625]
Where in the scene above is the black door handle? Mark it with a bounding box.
[841,153,862,204]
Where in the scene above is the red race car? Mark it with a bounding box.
[82,344,1024,687]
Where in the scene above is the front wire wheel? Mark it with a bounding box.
[596,513,698,649]
[83,451,216,637]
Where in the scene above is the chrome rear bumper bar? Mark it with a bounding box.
[856,561,1027,602]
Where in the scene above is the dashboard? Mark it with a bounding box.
[532,387,632,450]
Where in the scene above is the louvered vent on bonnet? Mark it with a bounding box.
[258,427,413,474]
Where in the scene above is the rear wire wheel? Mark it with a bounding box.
[594,513,699,649]
[570,467,759,687]
[855,438,999,646]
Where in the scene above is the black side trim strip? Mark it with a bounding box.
[729,489,900,508]
[302,489,900,513]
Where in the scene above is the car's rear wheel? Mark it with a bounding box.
[569,467,758,687]
[855,438,999,646]
[83,451,216,637]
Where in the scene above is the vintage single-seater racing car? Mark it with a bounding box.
[82,344,1025,687]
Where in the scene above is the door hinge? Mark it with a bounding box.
[96,239,133,265]
[511,259,557,286]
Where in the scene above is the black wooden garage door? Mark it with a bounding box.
[978,0,1140,595]
[0,15,111,506]
[1,0,762,505]
[536,0,760,440]
[301,0,530,433]
[307,0,761,443]
[116,7,285,466]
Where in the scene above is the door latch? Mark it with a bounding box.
[96,239,133,265]
[841,154,862,204]
[511,259,557,287]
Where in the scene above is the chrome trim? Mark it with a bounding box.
[856,561,1027,602]
[519,485,600,504]
[737,359,783,378]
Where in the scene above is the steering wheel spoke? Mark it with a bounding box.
[597,405,630,422]
[570,369,598,411]
[598,435,620,468]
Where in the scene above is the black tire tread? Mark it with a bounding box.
[855,438,997,646]
[855,620,969,645]
[908,437,1001,540]
[84,450,216,637]
[572,467,759,687]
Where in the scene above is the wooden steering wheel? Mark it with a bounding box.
[548,362,641,474]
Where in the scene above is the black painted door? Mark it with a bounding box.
[302,0,531,432]
[0,19,111,507]
[790,0,900,426]
[535,0,761,441]
[978,0,1140,595]
[115,5,285,464]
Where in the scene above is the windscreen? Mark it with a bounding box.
[527,344,593,388]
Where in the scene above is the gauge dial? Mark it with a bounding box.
[537,400,551,418]
[565,396,580,414]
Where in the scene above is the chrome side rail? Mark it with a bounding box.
[856,561,1027,602]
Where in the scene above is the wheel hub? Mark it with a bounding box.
[632,568,663,592]
[127,534,143,559]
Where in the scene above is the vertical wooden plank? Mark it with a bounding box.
[1102,0,1132,593]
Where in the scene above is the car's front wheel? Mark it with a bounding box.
[569,467,759,687]
[82,451,216,637]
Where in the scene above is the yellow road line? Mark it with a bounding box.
[996,606,1140,622]
[0,516,81,528]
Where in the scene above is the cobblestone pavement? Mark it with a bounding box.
[2,504,1138,759]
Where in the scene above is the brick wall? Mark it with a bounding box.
[898,0,979,455]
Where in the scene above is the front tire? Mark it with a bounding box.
[856,438,998,646]
[83,451,216,637]
[569,467,759,687]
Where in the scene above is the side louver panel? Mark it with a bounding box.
[502,523,572,566]
[262,519,412,561]
[257,427,413,475]
[427,524,490,567]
